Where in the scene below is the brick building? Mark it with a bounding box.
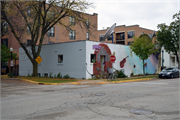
[98,25,155,45]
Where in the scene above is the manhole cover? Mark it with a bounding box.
[95,94,105,96]
[129,109,153,115]
[41,90,54,92]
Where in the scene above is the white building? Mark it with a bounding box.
[19,40,159,79]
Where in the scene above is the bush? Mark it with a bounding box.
[49,72,53,78]
[54,74,57,78]
[63,74,70,79]
[130,72,134,77]
[117,70,127,78]
[8,72,13,77]
[57,72,62,78]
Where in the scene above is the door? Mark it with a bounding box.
[100,55,105,72]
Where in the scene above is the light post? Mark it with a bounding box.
[161,47,164,70]
[10,47,13,77]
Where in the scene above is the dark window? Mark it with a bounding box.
[69,30,75,40]
[86,19,89,29]
[87,32,89,40]
[69,16,75,25]
[107,35,112,40]
[128,42,133,45]
[27,39,31,46]
[99,35,104,41]
[58,55,63,63]
[91,54,96,63]
[116,32,125,40]
[1,39,8,47]
[2,21,8,33]
[1,62,7,69]
[48,27,55,37]
[128,31,134,38]
[27,6,31,16]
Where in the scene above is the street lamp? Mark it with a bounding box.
[161,47,164,70]
[10,47,13,77]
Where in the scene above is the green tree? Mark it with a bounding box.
[130,34,157,77]
[1,0,93,76]
[156,11,179,65]
[1,44,18,65]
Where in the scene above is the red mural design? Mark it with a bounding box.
[120,56,129,68]
[93,43,112,76]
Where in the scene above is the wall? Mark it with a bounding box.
[86,41,159,79]
[19,41,86,79]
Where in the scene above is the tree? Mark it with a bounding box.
[1,0,93,76]
[156,11,179,65]
[1,44,18,65]
[130,34,157,77]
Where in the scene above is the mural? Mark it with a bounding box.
[91,43,159,77]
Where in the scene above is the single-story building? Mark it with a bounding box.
[19,40,159,79]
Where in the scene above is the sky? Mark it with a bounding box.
[87,0,180,31]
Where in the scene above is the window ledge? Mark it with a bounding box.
[57,63,63,65]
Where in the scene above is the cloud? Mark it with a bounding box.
[88,0,179,30]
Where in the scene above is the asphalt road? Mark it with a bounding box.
[1,78,180,120]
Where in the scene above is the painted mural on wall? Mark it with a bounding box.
[92,43,159,76]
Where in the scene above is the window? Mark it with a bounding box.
[86,19,89,29]
[27,6,31,16]
[128,31,134,38]
[107,35,112,40]
[2,21,8,33]
[58,55,63,63]
[1,39,8,47]
[116,32,125,40]
[48,27,55,37]
[69,16,75,25]
[69,30,75,39]
[87,32,89,40]
[27,39,31,46]
[128,42,133,45]
[91,54,96,63]
[99,35,104,41]
[149,34,152,38]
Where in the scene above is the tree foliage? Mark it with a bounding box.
[156,11,179,63]
[130,34,157,76]
[1,0,93,76]
[1,44,18,65]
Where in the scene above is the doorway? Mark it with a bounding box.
[100,55,105,72]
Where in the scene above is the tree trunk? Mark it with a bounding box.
[143,60,145,77]
[32,59,38,77]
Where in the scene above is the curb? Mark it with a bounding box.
[22,78,154,85]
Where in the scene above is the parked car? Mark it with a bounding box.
[159,67,180,78]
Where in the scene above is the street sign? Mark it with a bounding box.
[10,60,14,66]
[35,56,42,64]
[110,55,116,62]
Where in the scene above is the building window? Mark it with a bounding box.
[128,31,134,39]
[1,39,8,47]
[87,32,89,40]
[91,54,96,63]
[116,32,125,40]
[128,42,133,45]
[69,16,75,25]
[86,19,89,29]
[2,21,8,33]
[69,30,75,40]
[107,35,112,40]
[149,33,152,38]
[27,6,31,16]
[48,27,55,37]
[27,39,31,46]
[99,35,104,41]
[58,55,63,63]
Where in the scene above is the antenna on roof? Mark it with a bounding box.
[102,23,116,43]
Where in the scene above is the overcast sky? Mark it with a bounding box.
[87,0,180,31]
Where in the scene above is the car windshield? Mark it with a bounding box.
[162,68,174,72]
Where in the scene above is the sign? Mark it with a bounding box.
[110,55,116,62]
[35,56,42,64]
[10,60,14,66]
[93,45,101,51]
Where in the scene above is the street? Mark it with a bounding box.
[1,78,180,120]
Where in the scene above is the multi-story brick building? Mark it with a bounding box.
[97,24,155,45]
[1,12,98,75]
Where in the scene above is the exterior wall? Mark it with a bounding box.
[86,41,159,79]
[97,25,154,45]
[19,41,86,79]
